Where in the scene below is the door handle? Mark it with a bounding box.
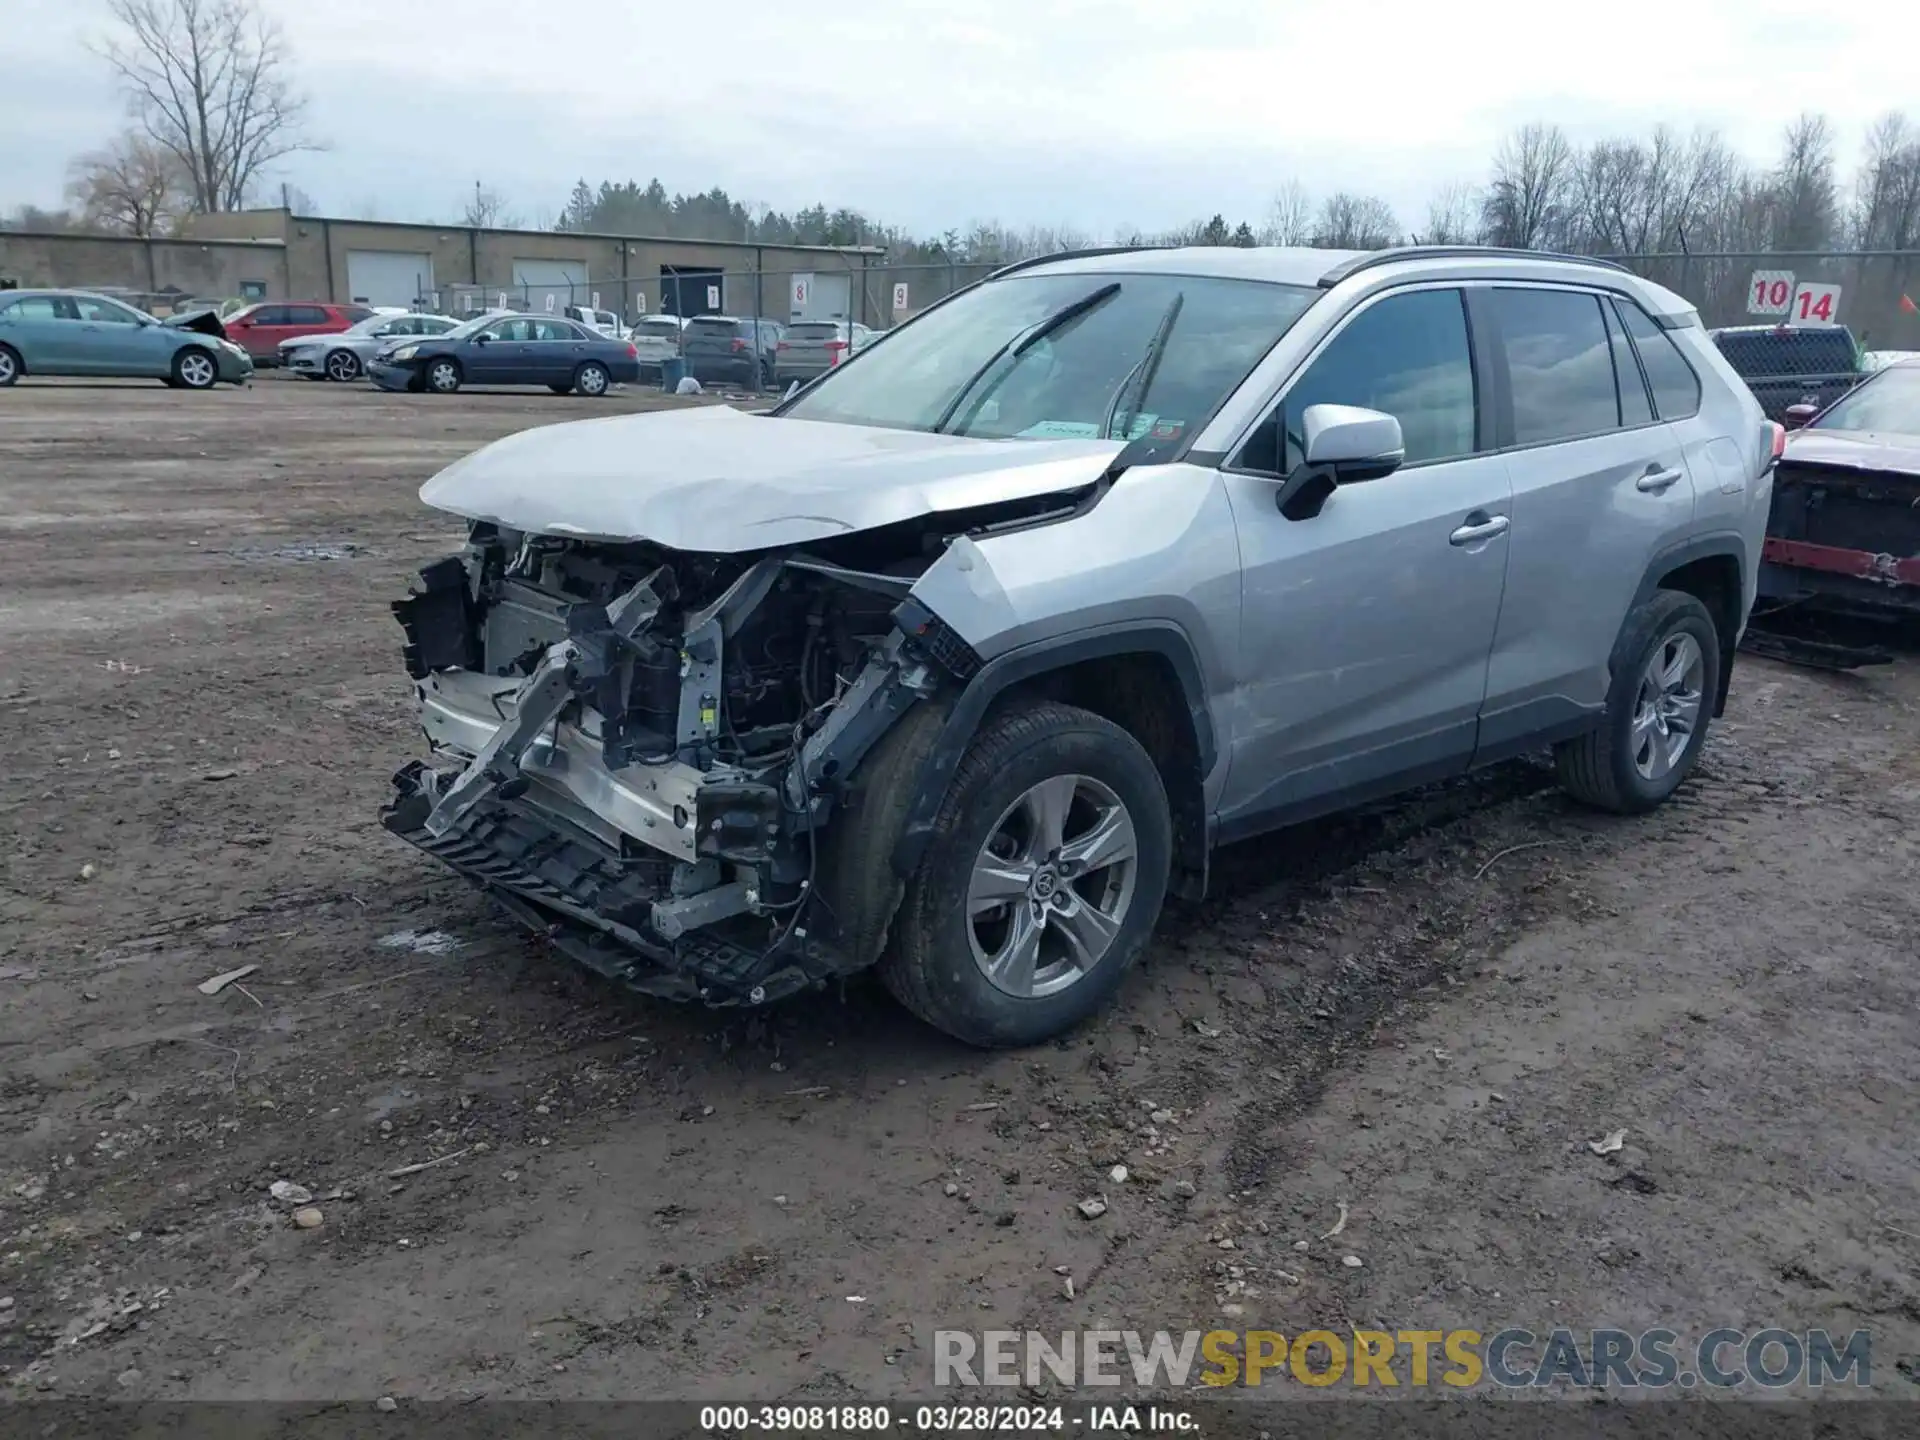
[1449,514,1511,546]
[1637,465,1684,493]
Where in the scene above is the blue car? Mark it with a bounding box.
[366,313,640,396]
[0,289,254,389]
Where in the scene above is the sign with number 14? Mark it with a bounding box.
[1790,281,1841,325]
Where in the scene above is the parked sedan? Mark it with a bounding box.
[280,312,461,382]
[366,313,640,395]
[0,289,253,389]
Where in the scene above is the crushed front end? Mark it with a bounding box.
[381,524,971,1005]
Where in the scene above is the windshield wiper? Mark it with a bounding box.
[932,282,1122,435]
[1102,291,1184,440]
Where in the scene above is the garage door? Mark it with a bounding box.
[346,251,433,309]
[511,258,587,315]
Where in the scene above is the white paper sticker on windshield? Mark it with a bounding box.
[1016,414,1159,441]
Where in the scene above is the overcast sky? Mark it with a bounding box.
[3,0,1910,237]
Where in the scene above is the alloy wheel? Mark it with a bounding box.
[0,350,15,384]
[966,774,1139,999]
[1630,631,1705,781]
[179,353,215,388]
[326,350,359,382]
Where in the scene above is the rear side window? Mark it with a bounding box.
[1240,287,1477,473]
[1489,288,1619,444]
[1618,302,1702,420]
[342,305,375,322]
[1602,301,1654,426]
[287,305,330,325]
[3,296,65,321]
[247,305,289,325]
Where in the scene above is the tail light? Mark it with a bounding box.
[776,341,790,351]
[625,342,638,359]
[730,337,748,352]
[825,339,849,365]
[1765,420,1787,468]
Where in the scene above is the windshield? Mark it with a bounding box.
[1714,329,1857,377]
[1810,366,1920,434]
[635,319,682,336]
[779,272,1319,440]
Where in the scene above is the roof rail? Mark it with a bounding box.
[986,245,1166,281]
[1317,246,1633,288]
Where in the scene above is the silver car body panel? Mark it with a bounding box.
[419,404,1127,549]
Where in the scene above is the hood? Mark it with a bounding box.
[418,404,1129,551]
[162,308,227,340]
[1784,427,1920,476]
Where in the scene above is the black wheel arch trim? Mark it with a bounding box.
[1632,531,1748,717]
[889,619,1216,878]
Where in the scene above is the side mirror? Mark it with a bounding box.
[1783,402,1818,430]
[474,332,491,345]
[1273,405,1405,520]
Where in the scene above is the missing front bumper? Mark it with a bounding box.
[381,762,834,1005]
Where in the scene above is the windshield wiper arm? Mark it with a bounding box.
[1102,292,1183,441]
[932,282,1122,435]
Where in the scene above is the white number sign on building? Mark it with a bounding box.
[1791,281,1842,325]
[892,282,909,312]
[706,284,722,310]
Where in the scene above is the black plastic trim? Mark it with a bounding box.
[1633,532,1749,718]
[890,621,1216,877]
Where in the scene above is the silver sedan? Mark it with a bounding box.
[279,313,461,381]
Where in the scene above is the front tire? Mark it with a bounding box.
[0,343,20,386]
[324,349,361,382]
[572,361,610,396]
[172,347,218,390]
[1556,589,1719,814]
[425,358,462,394]
[879,701,1171,1048]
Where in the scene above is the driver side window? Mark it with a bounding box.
[1237,288,1478,475]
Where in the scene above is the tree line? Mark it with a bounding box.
[9,0,1919,271]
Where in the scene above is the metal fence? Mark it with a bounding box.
[419,261,1004,333]
[1597,251,1920,420]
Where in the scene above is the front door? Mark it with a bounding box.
[1217,285,1513,834]
[71,294,174,377]
[467,317,529,383]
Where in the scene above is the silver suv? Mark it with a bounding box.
[383,245,1775,1047]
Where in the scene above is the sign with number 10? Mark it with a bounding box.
[1749,270,1794,315]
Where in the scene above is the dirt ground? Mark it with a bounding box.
[1,375,1916,1404]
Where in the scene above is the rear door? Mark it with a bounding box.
[530,318,589,383]
[1,294,80,373]
[1475,285,1700,752]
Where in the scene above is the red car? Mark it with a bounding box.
[223,301,375,363]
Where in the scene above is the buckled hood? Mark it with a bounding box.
[418,405,1128,551]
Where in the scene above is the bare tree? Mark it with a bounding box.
[1481,122,1574,249]
[462,182,521,229]
[95,0,315,214]
[1260,179,1313,245]
[1768,113,1838,251]
[1851,112,1920,251]
[65,133,188,236]
[1419,181,1480,244]
[1313,192,1401,249]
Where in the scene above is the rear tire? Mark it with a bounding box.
[324,348,361,382]
[1556,589,1719,814]
[0,343,20,386]
[572,361,610,396]
[172,347,218,390]
[425,357,462,394]
[878,701,1171,1048]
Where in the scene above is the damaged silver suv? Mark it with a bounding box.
[383,245,1775,1047]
